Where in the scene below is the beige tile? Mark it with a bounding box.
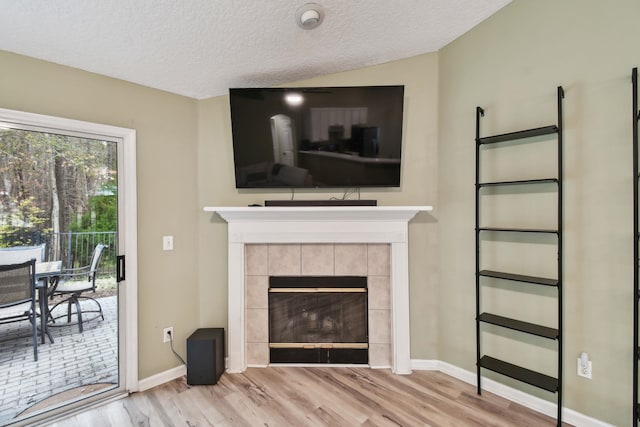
[246,308,268,342]
[368,309,391,344]
[368,276,390,310]
[301,244,334,275]
[367,244,390,276]
[246,342,269,366]
[246,244,268,276]
[246,275,268,309]
[368,343,391,368]
[334,244,367,276]
[268,244,301,276]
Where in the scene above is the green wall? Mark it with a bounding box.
[438,0,640,425]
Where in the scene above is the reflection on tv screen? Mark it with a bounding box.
[229,86,404,188]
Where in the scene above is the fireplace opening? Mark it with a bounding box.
[268,276,368,364]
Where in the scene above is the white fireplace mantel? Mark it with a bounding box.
[204,205,433,374]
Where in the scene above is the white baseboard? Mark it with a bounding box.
[408,359,439,371]
[411,359,614,427]
[138,364,186,391]
[369,364,392,370]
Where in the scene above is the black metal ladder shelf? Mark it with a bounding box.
[475,86,564,426]
[478,227,558,234]
[477,125,558,145]
[479,355,558,393]
[478,270,559,287]
[478,313,558,340]
[478,178,559,188]
[632,66,639,425]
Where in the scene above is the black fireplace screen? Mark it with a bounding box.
[268,276,368,364]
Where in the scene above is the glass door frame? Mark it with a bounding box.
[0,107,138,424]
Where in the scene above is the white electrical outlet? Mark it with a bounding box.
[577,356,592,379]
[163,326,174,343]
[163,235,174,251]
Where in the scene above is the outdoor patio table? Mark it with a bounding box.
[35,261,61,344]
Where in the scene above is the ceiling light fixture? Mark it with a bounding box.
[296,3,325,30]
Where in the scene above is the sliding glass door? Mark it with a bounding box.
[0,109,137,426]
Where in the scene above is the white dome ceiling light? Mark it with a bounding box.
[296,3,325,30]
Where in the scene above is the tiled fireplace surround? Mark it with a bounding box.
[206,205,431,375]
[245,243,392,368]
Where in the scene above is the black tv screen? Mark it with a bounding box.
[229,85,404,188]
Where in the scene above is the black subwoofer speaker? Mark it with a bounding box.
[186,328,225,385]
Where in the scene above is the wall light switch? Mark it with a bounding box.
[163,235,174,251]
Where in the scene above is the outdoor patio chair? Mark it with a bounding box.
[49,244,106,333]
[0,259,38,361]
[0,244,46,264]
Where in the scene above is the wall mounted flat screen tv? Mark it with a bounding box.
[229,85,404,189]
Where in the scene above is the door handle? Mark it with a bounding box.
[116,255,126,283]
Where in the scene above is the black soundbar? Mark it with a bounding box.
[264,199,377,207]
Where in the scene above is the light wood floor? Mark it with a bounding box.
[46,367,569,426]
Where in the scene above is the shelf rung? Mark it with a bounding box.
[478,270,558,287]
[477,125,558,145]
[479,356,558,392]
[478,313,558,339]
[478,227,558,234]
[478,178,558,188]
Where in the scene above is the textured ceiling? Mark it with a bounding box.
[0,0,511,99]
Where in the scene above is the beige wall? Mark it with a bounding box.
[438,0,640,425]
[0,51,200,379]
[197,54,441,359]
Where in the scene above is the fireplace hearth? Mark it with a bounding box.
[269,276,368,364]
